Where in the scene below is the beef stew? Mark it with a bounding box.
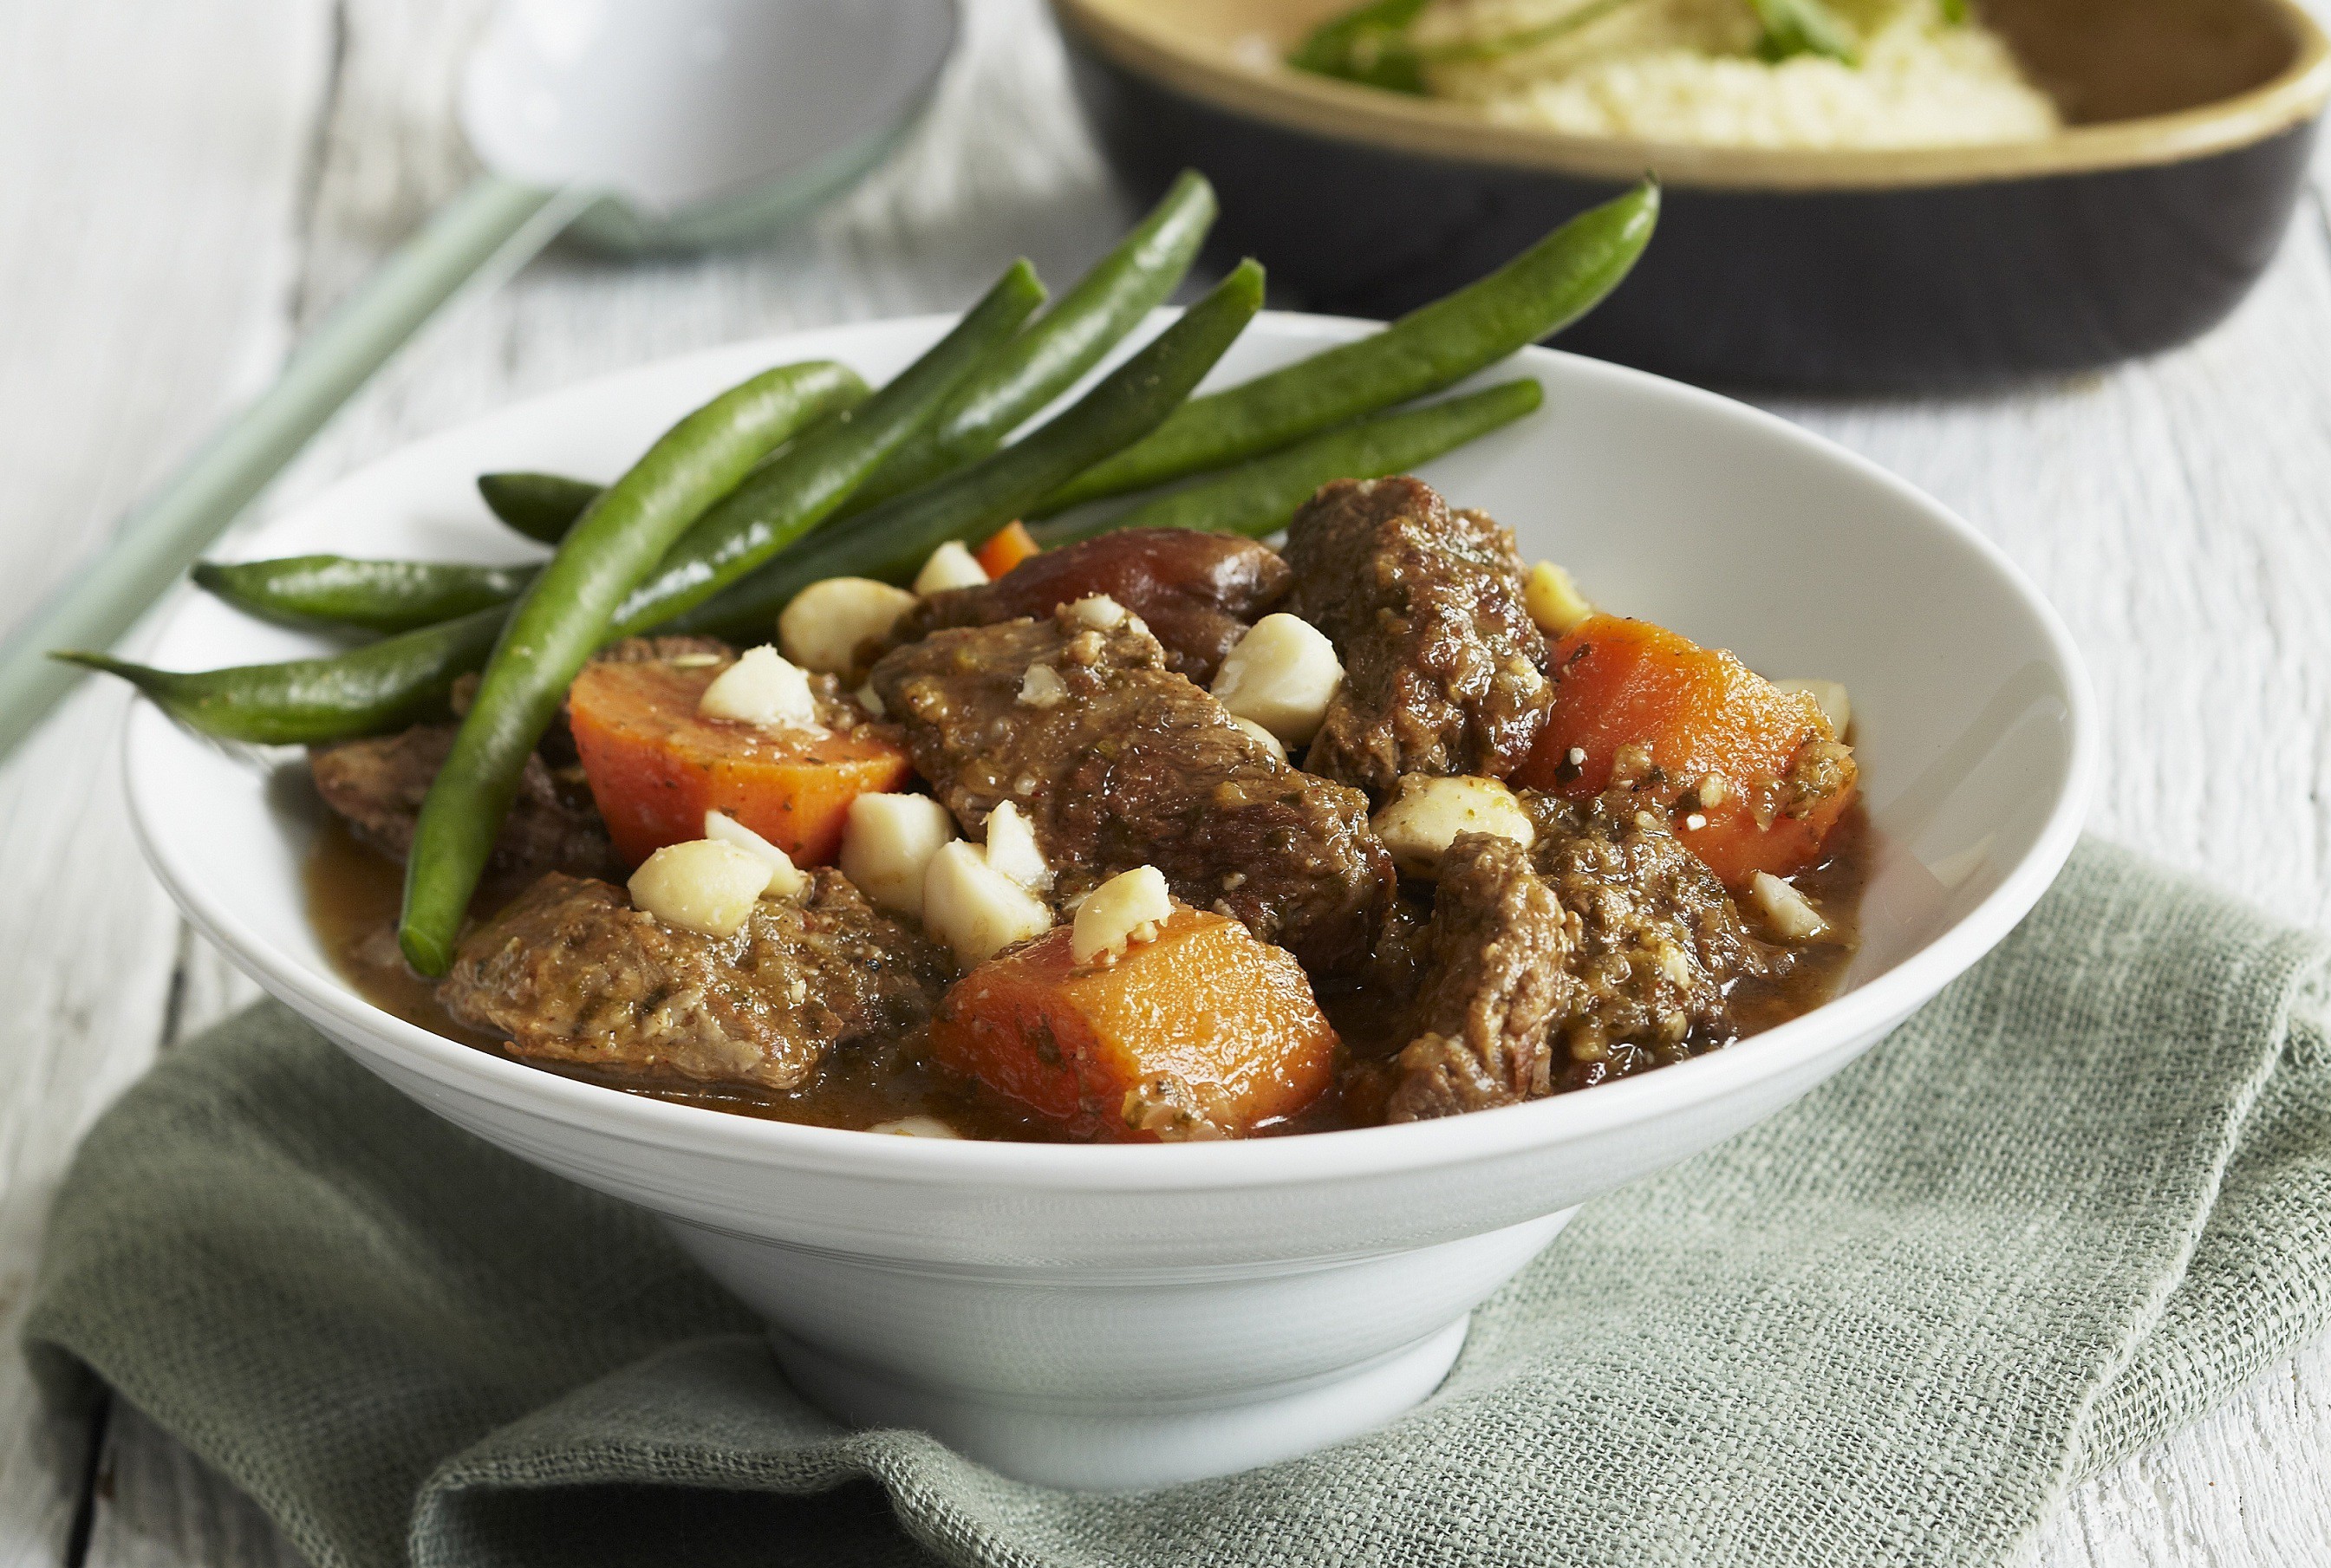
[309,478,1869,1142]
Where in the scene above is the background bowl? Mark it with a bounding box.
[1053,0,2331,391]
[122,315,2093,1489]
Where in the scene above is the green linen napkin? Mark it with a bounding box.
[24,838,2331,1568]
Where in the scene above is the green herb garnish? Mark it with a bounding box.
[1288,0,1864,88]
[1286,0,1437,94]
[1745,0,1861,62]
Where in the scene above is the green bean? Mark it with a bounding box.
[478,442,812,546]
[843,171,1218,510]
[1033,379,1544,546]
[462,175,1218,541]
[53,608,505,745]
[1035,181,1657,515]
[215,267,1042,642]
[399,358,867,974]
[605,262,1046,635]
[192,556,537,634]
[65,265,1045,745]
[669,259,1267,643]
[477,472,602,543]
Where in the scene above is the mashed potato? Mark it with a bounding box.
[1411,0,2060,147]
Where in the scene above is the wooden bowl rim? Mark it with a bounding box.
[1052,0,2331,190]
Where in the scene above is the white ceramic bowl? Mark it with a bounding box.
[122,313,2094,1491]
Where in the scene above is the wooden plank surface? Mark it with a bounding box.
[0,3,329,1566]
[0,0,2324,1564]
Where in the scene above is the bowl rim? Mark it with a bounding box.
[123,312,2097,1194]
[1051,0,2331,192]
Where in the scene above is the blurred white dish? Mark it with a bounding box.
[121,312,2093,1490]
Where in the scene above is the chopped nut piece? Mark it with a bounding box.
[698,645,820,728]
[627,839,773,938]
[838,793,956,919]
[779,577,919,675]
[913,540,990,595]
[1749,870,1826,940]
[1018,663,1068,708]
[1071,865,1174,964]
[1371,775,1535,880]
[924,841,1053,966]
[1210,612,1344,747]
[1067,594,1127,629]
[982,799,1053,891]
[1523,560,1594,635]
[1229,715,1286,762]
[702,810,807,898]
[869,1116,963,1138]
[1773,678,1852,738]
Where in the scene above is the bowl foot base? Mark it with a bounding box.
[770,1314,1471,1491]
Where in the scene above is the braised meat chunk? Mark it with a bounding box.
[1385,835,1578,1122]
[1384,795,1787,1119]
[869,601,1394,974]
[901,528,1292,683]
[1286,477,1552,797]
[439,869,951,1093]
[1527,791,1784,1093]
[310,726,619,882]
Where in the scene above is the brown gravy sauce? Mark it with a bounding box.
[307,804,1872,1140]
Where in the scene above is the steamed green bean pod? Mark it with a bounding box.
[232,263,1052,641]
[54,608,507,745]
[399,271,1045,973]
[59,358,867,745]
[605,263,1046,634]
[670,259,1266,643]
[192,556,537,635]
[1034,181,1656,515]
[396,358,865,973]
[71,267,1044,743]
[844,170,1219,511]
[478,472,602,544]
[64,185,1649,751]
[1033,379,1544,546]
[472,173,1220,546]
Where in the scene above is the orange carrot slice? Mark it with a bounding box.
[569,657,911,867]
[931,908,1338,1142]
[1515,614,1854,885]
[974,520,1041,579]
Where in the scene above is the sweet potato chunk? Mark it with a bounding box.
[570,654,912,868]
[930,908,1338,1142]
[1514,614,1855,885]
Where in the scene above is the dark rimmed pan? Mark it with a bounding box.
[1052,0,2331,392]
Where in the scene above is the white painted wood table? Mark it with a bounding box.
[2,1,2327,1562]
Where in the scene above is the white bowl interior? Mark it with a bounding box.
[124,314,2092,1218]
